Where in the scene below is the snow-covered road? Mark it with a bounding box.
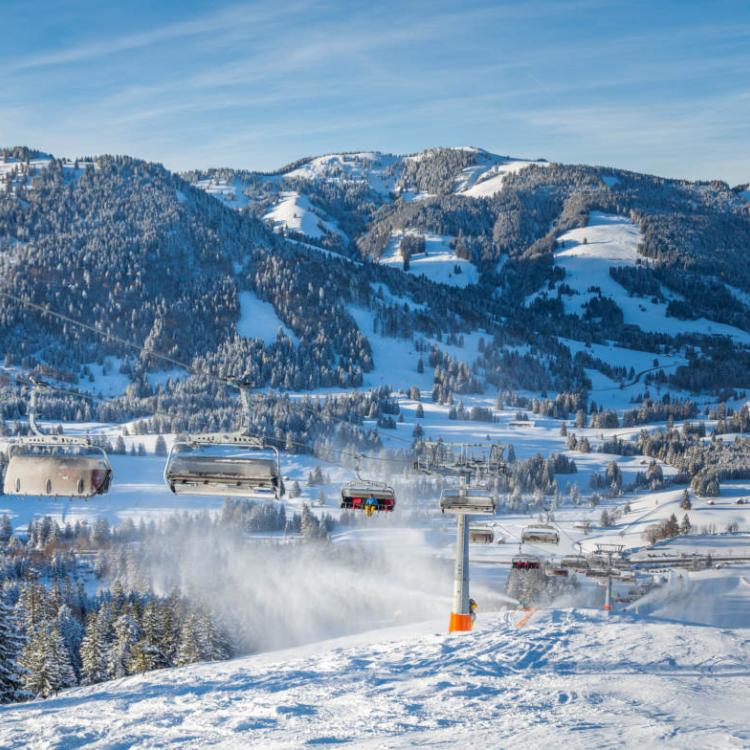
[2,608,748,749]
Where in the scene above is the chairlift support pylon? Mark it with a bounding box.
[3,377,113,498]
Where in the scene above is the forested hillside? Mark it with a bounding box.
[2,144,750,416]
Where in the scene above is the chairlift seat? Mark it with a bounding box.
[440,486,496,515]
[512,555,541,570]
[469,526,495,544]
[561,554,589,569]
[339,481,395,512]
[164,439,284,499]
[520,524,560,545]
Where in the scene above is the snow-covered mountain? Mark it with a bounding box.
[2,143,750,406]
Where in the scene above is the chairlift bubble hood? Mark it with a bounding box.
[439,485,496,515]
[3,380,113,499]
[163,432,285,499]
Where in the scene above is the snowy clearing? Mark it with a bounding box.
[237,291,297,345]
[284,152,399,195]
[194,176,251,209]
[532,212,750,342]
[263,191,343,240]
[458,157,549,198]
[379,232,479,287]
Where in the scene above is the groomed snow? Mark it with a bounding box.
[263,191,343,240]
[379,232,479,288]
[237,291,298,345]
[2,608,748,749]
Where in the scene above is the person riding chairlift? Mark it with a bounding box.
[364,496,378,516]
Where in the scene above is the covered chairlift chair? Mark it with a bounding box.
[3,379,113,498]
[439,482,496,515]
[339,456,396,515]
[163,385,285,500]
[520,523,560,545]
[560,554,589,570]
[469,525,495,544]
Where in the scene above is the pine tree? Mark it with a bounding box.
[20,624,75,698]
[680,489,692,510]
[55,604,83,680]
[80,608,111,685]
[154,435,167,456]
[680,513,692,535]
[0,593,25,703]
[0,514,12,544]
[174,613,201,666]
[107,613,140,679]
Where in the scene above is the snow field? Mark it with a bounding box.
[237,290,298,345]
[263,191,344,240]
[457,157,549,198]
[378,231,479,287]
[2,608,748,748]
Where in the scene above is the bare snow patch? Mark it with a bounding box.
[458,158,549,198]
[237,291,297,345]
[379,232,479,288]
[194,176,250,209]
[263,191,344,240]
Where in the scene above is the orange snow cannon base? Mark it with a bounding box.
[448,612,473,632]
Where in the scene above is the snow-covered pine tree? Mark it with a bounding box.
[174,612,201,667]
[0,592,25,703]
[20,624,75,698]
[107,612,140,680]
[80,608,111,685]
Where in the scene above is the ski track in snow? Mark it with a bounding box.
[2,609,749,748]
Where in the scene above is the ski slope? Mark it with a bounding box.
[458,156,549,197]
[2,608,748,749]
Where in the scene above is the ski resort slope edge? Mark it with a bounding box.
[1,608,748,749]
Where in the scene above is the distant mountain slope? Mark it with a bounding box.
[2,145,750,399]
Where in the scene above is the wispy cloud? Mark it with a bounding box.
[8,2,309,72]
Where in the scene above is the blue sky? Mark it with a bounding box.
[1,0,748,182]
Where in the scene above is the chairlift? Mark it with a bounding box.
[511,555,541,570]
[164,433,284,499]
[469,525,495,544]
[340,479,396,514]
[545,564,569,578]
[3,379,113,498]
[560,554,589,570]
[520,524,560,545]
[164,383,285,500]
[439,483,496,515]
